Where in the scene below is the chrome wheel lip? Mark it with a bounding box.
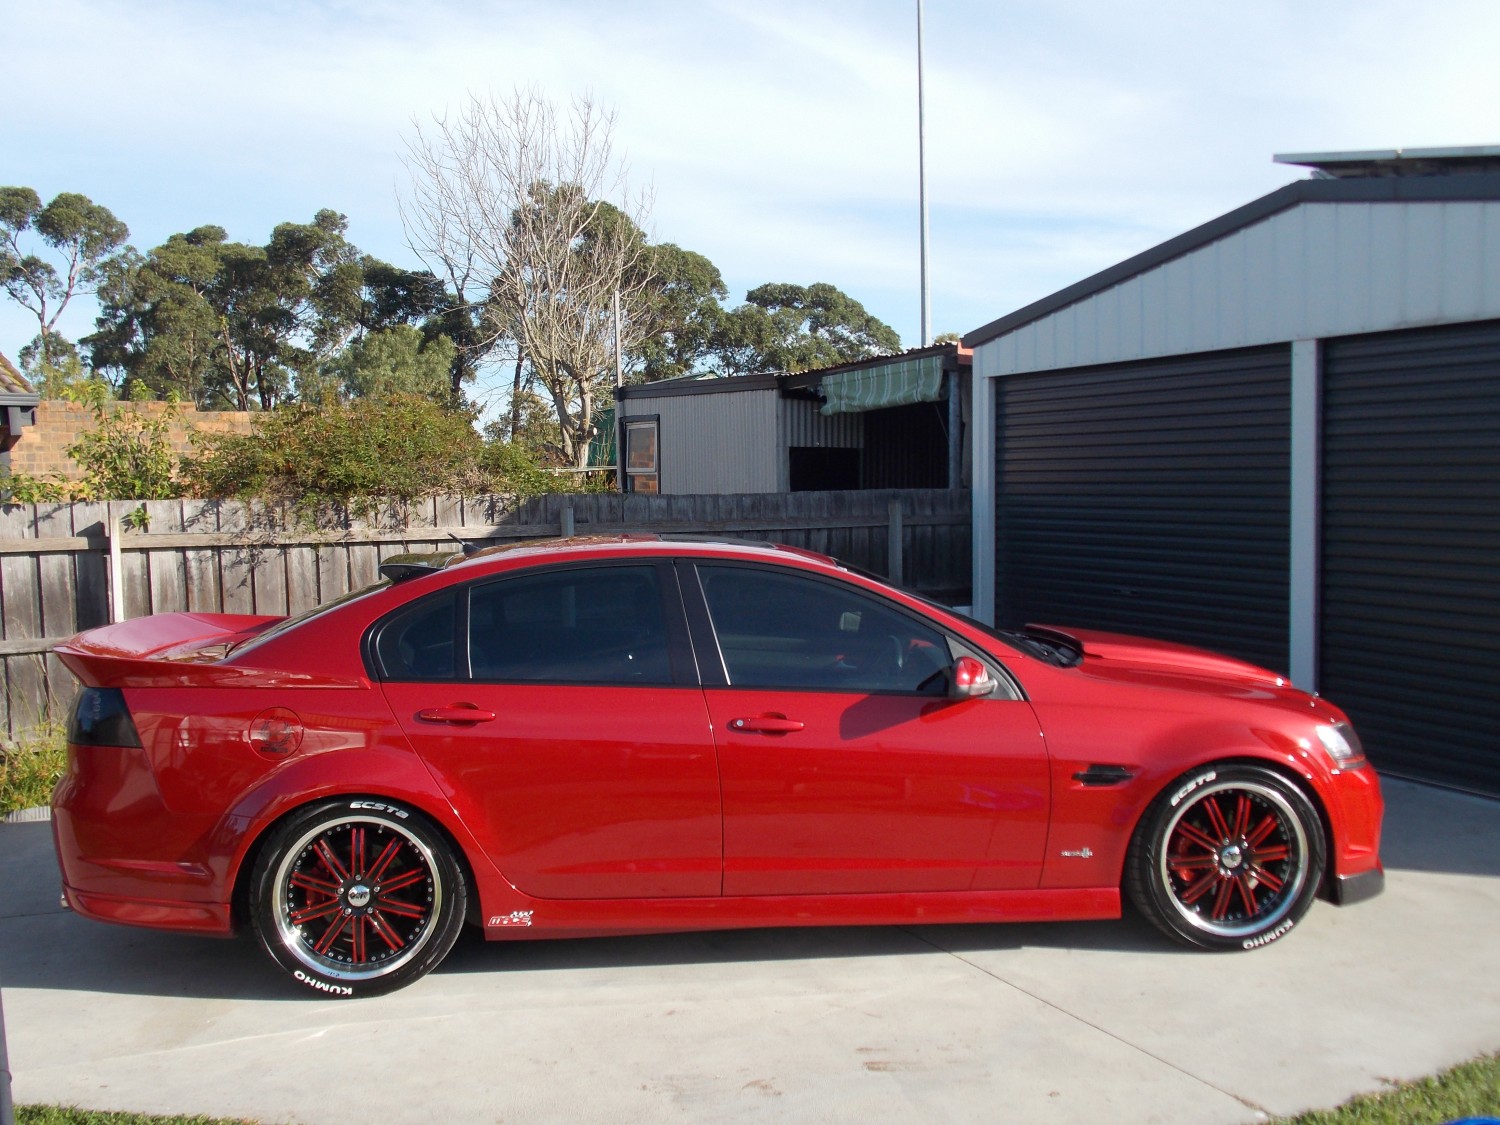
[270,814,443,983]
[1157,778,1309,940]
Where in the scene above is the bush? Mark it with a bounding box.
[66,381,182,502]
[182,394,485,513]
[0,724,67,816]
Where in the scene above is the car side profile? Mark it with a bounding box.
[52,535,1384,997]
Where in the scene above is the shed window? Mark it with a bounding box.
[624,418,659,493]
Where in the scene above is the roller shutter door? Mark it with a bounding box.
[1321,319,1500,793]
[995,346,1291,673]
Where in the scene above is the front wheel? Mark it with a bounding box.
[1126,766,1325,951]
[249,799,467,997]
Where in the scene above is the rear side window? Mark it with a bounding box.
[468,565,672,685]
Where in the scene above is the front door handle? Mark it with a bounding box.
[728,714,805,735]
[416,705,497,725]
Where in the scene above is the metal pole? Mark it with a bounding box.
[613,289,623,389]
[917,0,931,347]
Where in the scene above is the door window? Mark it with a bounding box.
[696,565,951,694]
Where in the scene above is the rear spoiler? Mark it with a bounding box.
[54,612,364,690]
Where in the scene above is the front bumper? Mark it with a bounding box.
[1328,865,1385,907]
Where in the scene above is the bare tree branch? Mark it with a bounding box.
[400,89,653,466]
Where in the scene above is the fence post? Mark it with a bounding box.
[107,502,125,624]
[887,497,904,587]
[561,502,575,537]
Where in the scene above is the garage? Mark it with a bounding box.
[965,147,1500,793]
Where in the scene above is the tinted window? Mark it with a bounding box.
[696,565,950,694]
[374,589,457,680]
[469,565,672,685]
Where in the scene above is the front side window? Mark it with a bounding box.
[468,565,672,685]
[696,565,951,694]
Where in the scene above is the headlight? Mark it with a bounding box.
[1315,721,1366,768]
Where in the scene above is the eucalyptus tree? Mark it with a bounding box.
[0,186,130,378]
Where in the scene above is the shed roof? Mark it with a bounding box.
[962,169,1500,350]
[0,352,40,405]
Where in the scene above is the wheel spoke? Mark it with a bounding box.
[290,899,342,925]
[1251,843,1290,864]
[1231,794,1252,839]
[314,839,350,882]
[369,911,407,951]
[1246,813,1281,848]
[351,826,366,879]
[290,871,340,896]
[373,894,426,919]
[377,869,426,895]
[1250,864,1285,893]
[1210,876,1236,920]
[1175,822,1221,853]
[1179,869,1221,905]
[1234,873,1260,915]
[1203,796,1232,840]
[368,838,404,883]
[352,915,368,963]
[313,912,351,955]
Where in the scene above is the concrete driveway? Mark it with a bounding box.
[3,777,1498,1124]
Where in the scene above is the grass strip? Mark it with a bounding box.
[1276,1051,1500,1124]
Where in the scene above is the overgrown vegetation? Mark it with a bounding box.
[1,391,596,512]
[0,723,66,816]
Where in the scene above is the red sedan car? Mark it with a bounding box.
[53,536,1383,997]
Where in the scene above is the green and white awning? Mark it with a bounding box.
[818,354,947,415]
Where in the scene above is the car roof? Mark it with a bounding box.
[453,533,840,571]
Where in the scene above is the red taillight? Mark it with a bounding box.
[249,708,304,757]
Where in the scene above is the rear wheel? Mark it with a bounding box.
[1127,766,1325,950]
[249,799,466,997]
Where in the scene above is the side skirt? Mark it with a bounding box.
[479,886,1121,941]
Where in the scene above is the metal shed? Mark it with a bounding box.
[613,345,970,495]
[963,147,1500,793]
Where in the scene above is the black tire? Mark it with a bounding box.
[1126,765,1325,951]
[249,798,466,997]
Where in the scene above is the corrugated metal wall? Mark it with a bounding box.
[984,201,1500,377]
[1321,318,1500,793]
[619,388,780,494]
[994,346,1292,672]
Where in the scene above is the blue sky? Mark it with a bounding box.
[5,0,1499,410]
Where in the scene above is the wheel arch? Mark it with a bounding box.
[225,785,484,935]
[1125,753,1338,903]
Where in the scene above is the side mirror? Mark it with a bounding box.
[948,655,997,700]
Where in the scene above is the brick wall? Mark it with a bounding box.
[8,401,255,481]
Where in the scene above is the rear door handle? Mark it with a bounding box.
[416,705,497,725]
[728,715,805,734]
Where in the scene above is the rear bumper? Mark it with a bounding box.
[61,882,234,935]
[1328,865,1385,907]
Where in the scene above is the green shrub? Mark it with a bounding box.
[0,724,67,816]
[182,394,486,515]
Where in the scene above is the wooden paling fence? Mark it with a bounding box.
[0,489,972,737]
